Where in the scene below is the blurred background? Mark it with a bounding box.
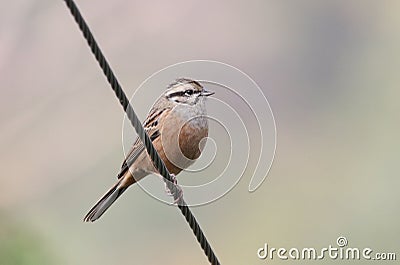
[1,0,399,264]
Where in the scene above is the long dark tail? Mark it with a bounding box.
[84,178,128,222]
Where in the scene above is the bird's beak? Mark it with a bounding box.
[201,89,215,97]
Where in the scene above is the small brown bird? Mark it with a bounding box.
[84,78,214,222]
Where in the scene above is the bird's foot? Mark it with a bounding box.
[164,174,183,204]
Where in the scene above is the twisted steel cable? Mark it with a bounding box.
[62,0,220,264]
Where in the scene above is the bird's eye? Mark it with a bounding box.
[184,89,194,96]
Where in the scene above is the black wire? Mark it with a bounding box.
[62,1,220,264]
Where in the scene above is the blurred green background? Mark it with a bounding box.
[1,0,399,264]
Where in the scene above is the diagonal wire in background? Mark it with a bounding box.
[62,0,221,264]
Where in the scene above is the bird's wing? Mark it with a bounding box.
[117,107,170,179]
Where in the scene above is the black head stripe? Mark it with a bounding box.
[167,78,203,89]
[167,91,186,99]
[190,80,202,88]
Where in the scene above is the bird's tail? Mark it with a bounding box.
[84,178,129,222]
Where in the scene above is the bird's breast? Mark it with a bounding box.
[178,119,208,160]
[159,105,209,172]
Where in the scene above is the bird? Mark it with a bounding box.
[84,78,214,222]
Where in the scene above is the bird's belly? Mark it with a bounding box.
[158,114,208,173]
[179,121,208,160]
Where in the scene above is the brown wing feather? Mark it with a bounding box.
[117,106,170,179]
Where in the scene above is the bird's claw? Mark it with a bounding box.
[164,174,183,204]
